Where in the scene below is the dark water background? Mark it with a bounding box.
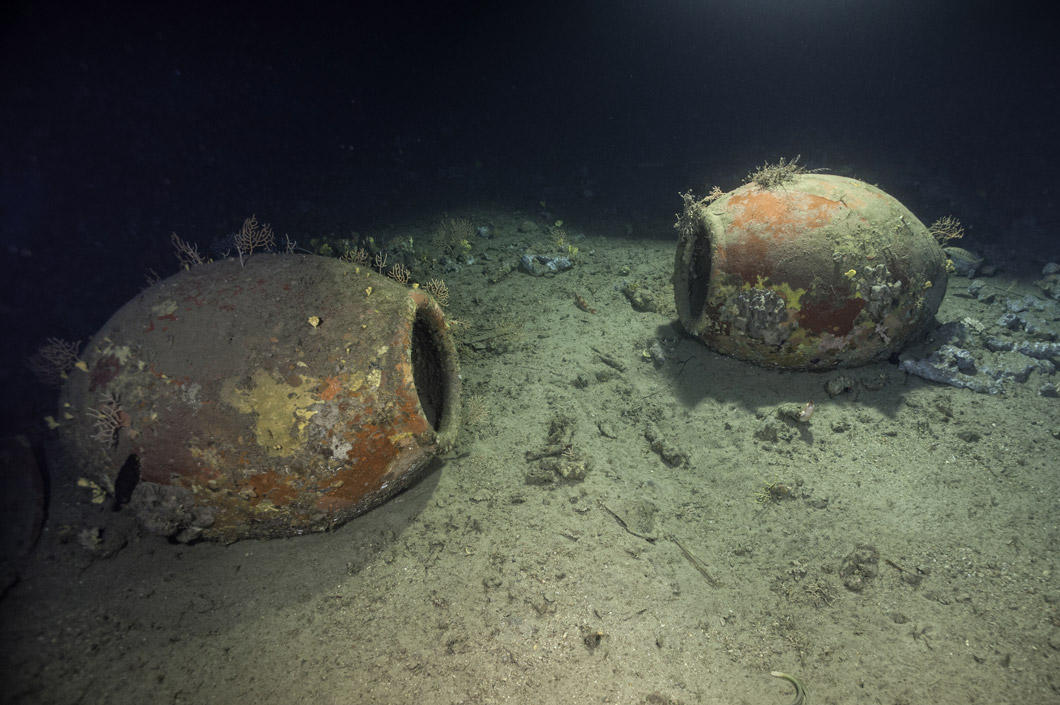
[1,0,1056,437]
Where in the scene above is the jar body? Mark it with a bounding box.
[674,174,947,369]
[57,255,460,541]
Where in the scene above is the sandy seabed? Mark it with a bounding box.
[2,209,1058,705]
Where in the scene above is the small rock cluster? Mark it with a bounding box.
[898,263,1060,396]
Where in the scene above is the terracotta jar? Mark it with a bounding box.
[673,173,947,369]
[56,255,460,542]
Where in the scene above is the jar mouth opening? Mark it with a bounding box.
[409,299,460,446]
[686,228,713,317]
[674,217,715,336]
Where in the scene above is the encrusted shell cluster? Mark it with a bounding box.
[825,375,856,398]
